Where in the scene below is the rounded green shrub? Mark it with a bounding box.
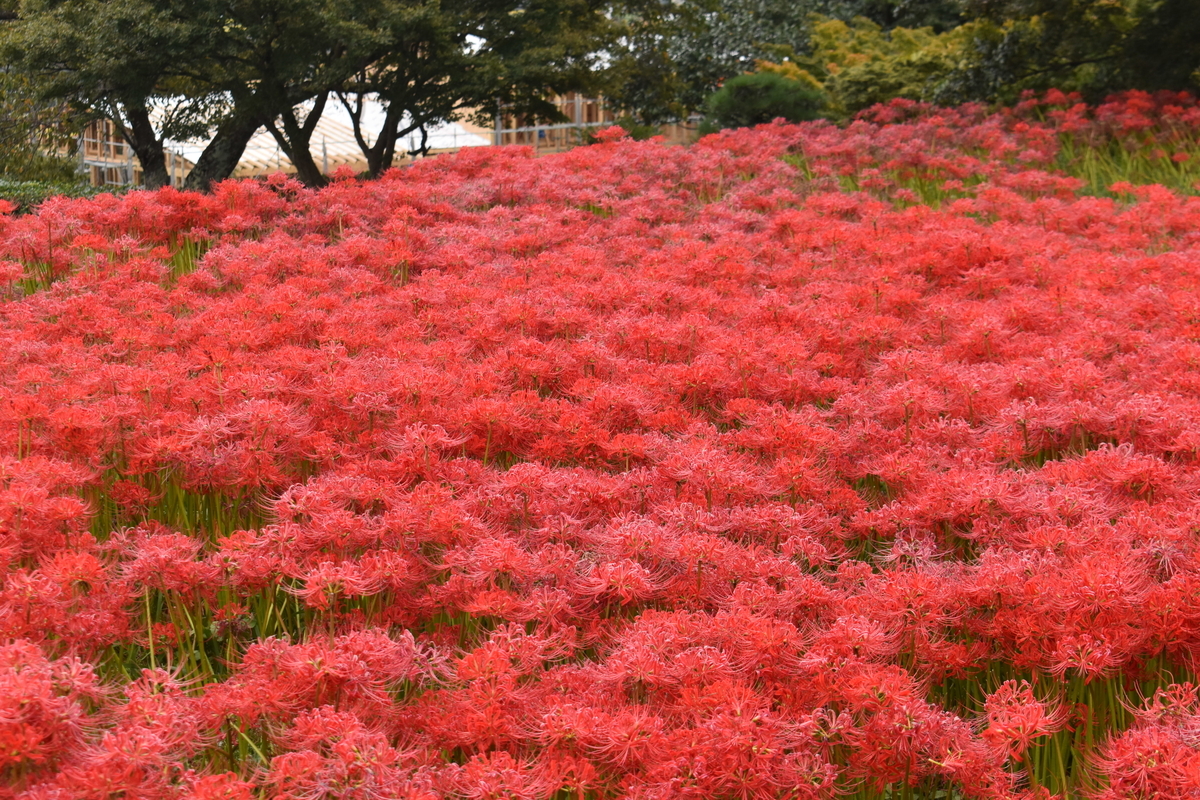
[702,72,826,132]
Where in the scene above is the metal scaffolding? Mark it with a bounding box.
[492,93,702,153]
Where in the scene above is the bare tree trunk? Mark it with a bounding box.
[340,90,435,177]
[123,104,169,189]
[183,116,261,192]
[267,92,329,187]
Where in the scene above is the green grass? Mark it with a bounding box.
[1059,134,1200,196]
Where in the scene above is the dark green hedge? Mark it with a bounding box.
[0,179,114,214]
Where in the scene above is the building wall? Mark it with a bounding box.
[81,120,142,187]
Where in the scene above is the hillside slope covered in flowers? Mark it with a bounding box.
[3,92,1200,799]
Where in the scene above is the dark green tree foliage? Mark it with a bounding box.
[0,0,80,181]
[603,2,696,124]
[3,0,214,188]
[1119,0,1200,92]
[702,71,824,131]
[609,0,966,124]
[609,0,819,123]
[0,69,81,182]
[671,0,812,111]
[833,0,963,31]
[613,0,1199,126]
[945,0,1200,101]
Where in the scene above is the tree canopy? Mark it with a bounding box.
[946,0,1200,101]
[1,0,616,188]
[611,0,1200,122]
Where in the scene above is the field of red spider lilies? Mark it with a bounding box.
[3,89,1200,800]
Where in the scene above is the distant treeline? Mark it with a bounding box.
[0,0,1196,188]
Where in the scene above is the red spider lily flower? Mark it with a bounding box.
[982,680,1067,761]
[182,772,256,800]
